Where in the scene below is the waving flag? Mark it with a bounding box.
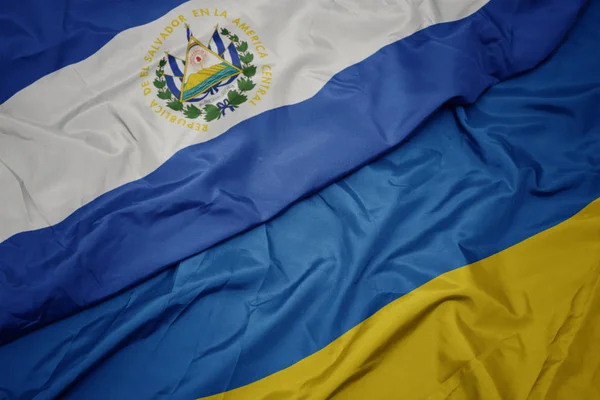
[0,0,587,345]
[1,0,599,399]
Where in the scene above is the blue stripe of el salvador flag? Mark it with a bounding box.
[0,0,587,344]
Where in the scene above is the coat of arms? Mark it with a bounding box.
[153,24,257,122]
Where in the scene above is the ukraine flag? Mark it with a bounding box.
[0,0,598,399]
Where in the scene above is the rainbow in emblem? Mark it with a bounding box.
[180,37,241,101]
[162,25,243,103]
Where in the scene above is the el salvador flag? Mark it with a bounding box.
[1,0,600,399]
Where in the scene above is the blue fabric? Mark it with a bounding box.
[1,1,599,398]
[0,0,586,345]
[0,0,189,103]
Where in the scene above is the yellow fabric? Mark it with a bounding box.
[201,199,600,400]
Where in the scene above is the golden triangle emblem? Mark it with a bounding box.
[179,32,242,102]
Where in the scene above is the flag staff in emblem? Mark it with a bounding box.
[185,23,192,41]
[207,25,219,51]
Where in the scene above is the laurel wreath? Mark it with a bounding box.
[153,28,257,121]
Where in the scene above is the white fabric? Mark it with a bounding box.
[0,0,488,242]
